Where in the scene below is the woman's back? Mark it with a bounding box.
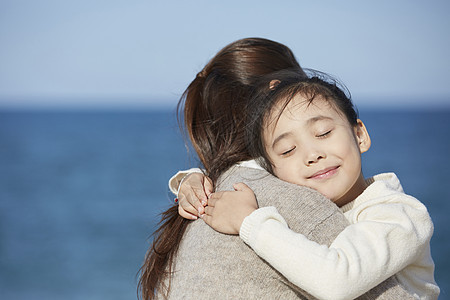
[163,166,317,299]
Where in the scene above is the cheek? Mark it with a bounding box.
[336,132,360,156]
[342,142,358,157]
[341,141,363,175]
[273,163,300,185]
[272,162,284,178]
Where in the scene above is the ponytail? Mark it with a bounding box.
[137,205,189,299]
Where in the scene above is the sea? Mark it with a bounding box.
[0,107,449,299]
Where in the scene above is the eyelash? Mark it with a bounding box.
[317,130,332,138]
[280,130,331,156]
[281,146,296,156]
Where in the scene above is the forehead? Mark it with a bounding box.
[268,93,342,125]
[263,93,348,142]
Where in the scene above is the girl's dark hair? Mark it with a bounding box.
[138,38,304,299]
[245,69,358,174]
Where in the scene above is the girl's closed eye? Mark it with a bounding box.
[317,130,332,138]
[281,146,296,156]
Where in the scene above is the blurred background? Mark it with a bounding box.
[1,0,449,299]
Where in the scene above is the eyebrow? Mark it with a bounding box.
[271,115,334,150]
[271,132,293,150]
[306,115,333,126]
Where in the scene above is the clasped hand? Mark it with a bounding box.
[177,173,258,235]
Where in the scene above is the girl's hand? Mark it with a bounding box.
[202,183,258,235]
[178,173,213,220]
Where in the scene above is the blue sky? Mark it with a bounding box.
[0,0,449,109]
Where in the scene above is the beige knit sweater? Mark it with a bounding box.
[159,166,414,299]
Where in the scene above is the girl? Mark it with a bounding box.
[201,70,439,299]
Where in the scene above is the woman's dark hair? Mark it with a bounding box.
[179,38,305,184]
[245,69,358,174]
[138,38,304,299]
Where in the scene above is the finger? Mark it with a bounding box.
[178,205,198,220]
[180,188,204,215]
[191,186,208,213]
[206,193,219,206]
[200,213,212,226]
[192,183,208,205]
[204,205,214,216]
[233,182,250,192]
[178,193,202,215]
[183,173,208,211]
[203,176,214,199]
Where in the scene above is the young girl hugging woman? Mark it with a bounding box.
[201,70,440,300]
[140,38,417,300]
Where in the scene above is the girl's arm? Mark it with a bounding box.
[238,198,433,300]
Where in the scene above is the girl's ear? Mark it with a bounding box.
[355,119,371,153]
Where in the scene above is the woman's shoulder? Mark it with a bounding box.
[217,165,322,200]
[217,165,345,238]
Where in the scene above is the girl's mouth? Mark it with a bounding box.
[308,166,339,180]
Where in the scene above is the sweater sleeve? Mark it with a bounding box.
[240,193,433,300]
[167,168,203,196]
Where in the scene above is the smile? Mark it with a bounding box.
[308,166,339,180]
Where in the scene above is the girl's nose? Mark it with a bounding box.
[305,149,326,166]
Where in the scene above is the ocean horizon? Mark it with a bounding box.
[1,106,449,299]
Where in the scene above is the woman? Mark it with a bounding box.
[138,38,414,299]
